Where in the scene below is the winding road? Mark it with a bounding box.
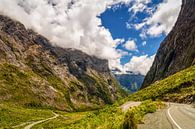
[138,103,195,129]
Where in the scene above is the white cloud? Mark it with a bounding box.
[128,0,151,14]
[109,58,124,73]
[124,54,155,75]
[117,49,129,56]
[146,0,181,36]
[126,22,132,29]
[134,0,182,37]
[134,22,146,30]
[115,38,125,46]
[142,41,146,46]
[123,39,138,51]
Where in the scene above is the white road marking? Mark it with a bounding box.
[167,107,182,129]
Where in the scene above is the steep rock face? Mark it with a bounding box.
[0,15,126,111]
[142,0,195,88]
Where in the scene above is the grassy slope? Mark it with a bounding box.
[126,65,195,103]
[0,63,71,110]
[0,62,125,111]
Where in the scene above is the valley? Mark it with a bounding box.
[1,65,194,129]
[0,0,195,129]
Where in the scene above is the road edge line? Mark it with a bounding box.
[167,107,182,129]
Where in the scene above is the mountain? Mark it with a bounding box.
[142,0,195,88]
[0,15,126,111]
[114,72,144,93]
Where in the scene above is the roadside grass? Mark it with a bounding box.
[0,103,53,128]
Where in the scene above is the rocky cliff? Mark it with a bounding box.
[142,0,195,88]
[0,15,126,111]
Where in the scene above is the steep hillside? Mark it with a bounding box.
[0,15,126,111]
[114,73,144,92]
[142,0,195,88]
[128,65,195,103]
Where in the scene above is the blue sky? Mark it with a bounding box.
[100,1,165,65]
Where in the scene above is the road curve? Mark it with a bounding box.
[167,103,195,129]
[24,112,59,129]
[120,101,141,112]
[138,103,195,129]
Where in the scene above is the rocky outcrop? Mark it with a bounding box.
[142,0,195,88]
[0,15,126,111]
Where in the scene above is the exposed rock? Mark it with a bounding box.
[142,0,195,88]
[0,15,126,111]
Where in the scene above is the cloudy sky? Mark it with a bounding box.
[0,0,181,75]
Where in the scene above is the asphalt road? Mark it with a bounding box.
[120,101,141,112]
[138,103,195,129]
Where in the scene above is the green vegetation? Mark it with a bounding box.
[0,63,194,129]
[0,100,161,129]
[0,63,128,128]
[126,65,195,103]
[31,111,89,129]
[0,62,126,111]
[30,100,163,129]
[0,63,67,110]
[0,63,38,104]
[0,104,53,128]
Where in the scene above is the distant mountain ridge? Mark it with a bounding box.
[114,73,144,93]
[142,0,195,88]
[112,69,144,92]
[0,15,126,111]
